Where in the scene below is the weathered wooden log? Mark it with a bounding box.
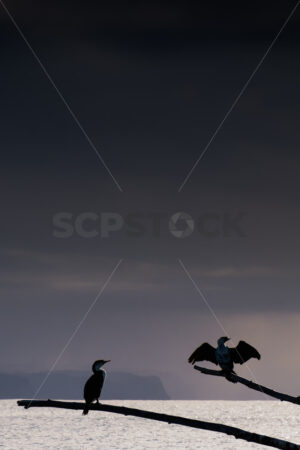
[194,365,300,405]
[17,399,299,449]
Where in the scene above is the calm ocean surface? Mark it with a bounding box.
[1,400,299,449]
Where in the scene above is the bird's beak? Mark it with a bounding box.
[226,337,230,342]
[104,360,111,364]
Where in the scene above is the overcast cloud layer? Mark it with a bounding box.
[1,1,300,399]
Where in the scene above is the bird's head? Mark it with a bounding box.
[218,336,230,346]
[92,359,110,373]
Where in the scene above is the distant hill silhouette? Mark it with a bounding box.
[0,371,169,400]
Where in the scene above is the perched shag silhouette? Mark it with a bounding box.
[188,337,260,375]
[83,360,110,415]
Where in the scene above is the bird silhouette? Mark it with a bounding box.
[188,337,260,378]
[83,359,110,415]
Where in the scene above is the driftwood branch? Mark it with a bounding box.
[194,366,300,405]
[17,399,299,450]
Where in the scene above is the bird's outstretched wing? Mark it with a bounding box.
[188,343,217,365]
[229,341,261,365]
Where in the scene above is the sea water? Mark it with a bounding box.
[1,400,299,449]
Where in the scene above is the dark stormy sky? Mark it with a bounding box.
[1,1,300,399]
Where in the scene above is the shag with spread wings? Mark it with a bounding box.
[188,337,260,373]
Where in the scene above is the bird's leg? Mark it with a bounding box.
[223,369,237,383]
[226,374,237,383]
